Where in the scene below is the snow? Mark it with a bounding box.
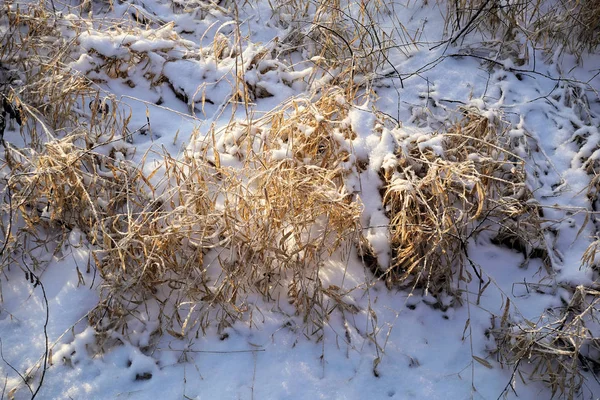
[1,0,600,399]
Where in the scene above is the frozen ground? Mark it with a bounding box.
[1,0,600,399]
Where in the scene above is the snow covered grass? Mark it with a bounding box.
[373,107,546,297]
[443,0,600,60]
[1,0,600,399]
[94,114,363,341]
[494,284,600,399]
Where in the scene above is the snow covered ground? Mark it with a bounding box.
[1,0,600,399]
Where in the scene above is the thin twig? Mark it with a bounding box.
[0,338,33,396]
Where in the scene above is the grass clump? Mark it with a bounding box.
[493,285,600,400]
[217,160,360,330]
[0,2,95,147]
[375,108,546,295]
[90,88,362,340]
[444,0,600,60]
[264,0,409,92]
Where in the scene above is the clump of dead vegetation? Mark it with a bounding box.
[3,139,136,239]
[367,108,546,295]
[0,0,130,277]
[93,87,362,340]
[493,284,600,400]
[0,1,96,148]
[264,0,410,92]
[444,0,600,60]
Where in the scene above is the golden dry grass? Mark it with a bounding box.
[373,108,545,295]
[88,89,363,339]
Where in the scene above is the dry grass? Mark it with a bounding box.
[0,2,96,145]
[1,1,597,398]
[263,0,411,92]
[444,0,600,60]
[90,149,220,337]
[374,108,546,295]
[0,0,364,343]
[5,140,135,236]
[217,160,360,331]
[0,2,130,288]
[0,96,361,342]
[494,285,600,399]
[89,88,362,340]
